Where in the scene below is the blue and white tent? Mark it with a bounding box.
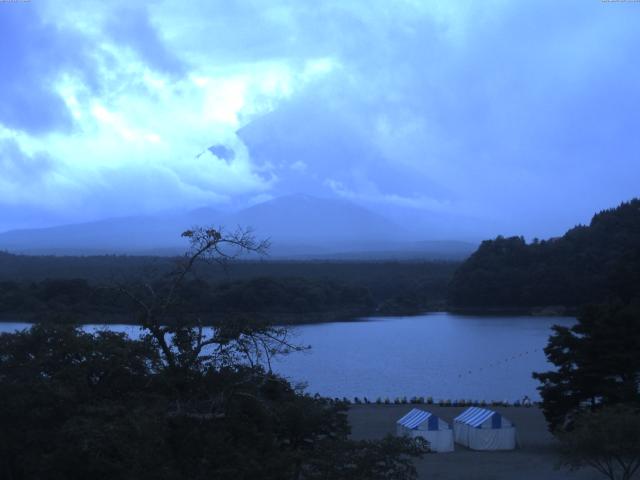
[453,407,516,450]
[396,408,454,452]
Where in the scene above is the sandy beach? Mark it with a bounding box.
[348,405,601,480]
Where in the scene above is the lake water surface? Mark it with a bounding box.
[0,313,574,402]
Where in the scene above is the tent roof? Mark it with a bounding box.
[397,408,434,429]
[454,407,498,427]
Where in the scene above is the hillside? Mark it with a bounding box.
[0,209,217,255]
[448,199,640,310]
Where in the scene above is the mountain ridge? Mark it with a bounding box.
[0,194,471,259]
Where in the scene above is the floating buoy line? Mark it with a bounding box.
[456,348,542,378]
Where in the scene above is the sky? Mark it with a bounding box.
[1,0,639,238]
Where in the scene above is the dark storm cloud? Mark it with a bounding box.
[1,0,638,238]
[233,0,640,237]
[0,138,53,181]
[207,145,235,163]
[0,4,96,134]
[105,5,187,75]
[238,95,452,203]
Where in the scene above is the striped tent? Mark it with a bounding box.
[453,407,517,450]
[396,408,454,453]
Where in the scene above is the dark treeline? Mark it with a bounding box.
[449,199,640,310]
[0,256,458,323]
[0,277,373,324]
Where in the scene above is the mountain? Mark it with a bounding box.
[224,194,404,252]
[449,198,640,309]
[0,193,478,258]
[0,208,220,255]
[0,194,421,256]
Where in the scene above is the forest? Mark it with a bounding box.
[0,253,457,324]
[448,199,640,310]
[3,199,639,322]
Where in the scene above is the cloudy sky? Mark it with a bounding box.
[1,0,639,238]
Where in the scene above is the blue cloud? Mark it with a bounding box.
[105,5,187,75]
[1,0,639,237]
[234,0,640,236]
[207,145,235,162]
[0,4,97,134]
[0,138,53,182]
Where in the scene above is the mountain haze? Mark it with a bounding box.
[0,194,471,258]
[229,194,403,252]
[0,208,219,255]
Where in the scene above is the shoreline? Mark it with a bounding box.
[448,305,580,317]
[0,306,577,326]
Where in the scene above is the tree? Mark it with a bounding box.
[306,436,429,480]
[449,198,640,309]
[117,226,289,370]
[533,304,640,431]
[558,405,640,480]
[0,324,164,480]
[0,226,425,480]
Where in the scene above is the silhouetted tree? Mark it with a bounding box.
[116,226,285,370]
[533,304,640,431]
[558,405,640,480]
[0,227,425,480]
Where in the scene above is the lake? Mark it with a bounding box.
[0,312,574,402]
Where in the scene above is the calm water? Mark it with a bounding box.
[0,313,574,402]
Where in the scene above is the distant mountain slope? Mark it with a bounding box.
[0,194,477,259]
[225,194,403,246]
[0,208,219,255]
[449,199,640,309]
[0,194,417,256]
